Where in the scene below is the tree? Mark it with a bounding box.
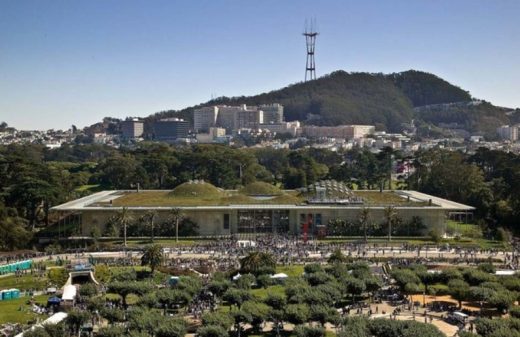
[196,325,229,337]
[240,251,276,275]
[100,308,125,325]
[242,300,270,332]
[79,283,98,298]
[143,210,157,243]
[235,273,256,290]
[107,281,153,308]
[284,303,310,325]
[264,293,287,310]
[256,274,274,288]
[223,288,252,308]
[294,325,325,337]
[231,309,252,337]
[489,290,516,313]
[141,244,164,274]
[345,277,366,303]
[201,312,234,330]
[384,206,399,241]
[65,309,91,337]
[358,207,371,243]
[155,318,187,337]
[126,307,162,335]
[448,279,470,309]
[338,317,369,337]
[168,208,184,243]
[156,288,192,313]
[114,207,133,247]
[208,279,232,298]
[310,304,340,326]
[328,249,347,264]
[48,268,69,287]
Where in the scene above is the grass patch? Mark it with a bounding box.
[0,274,48,291]
[240,182,282,196]
[0,295,48,324]
[276,265,304,278]
[353,191,431,206]
[251,285,285,300]
[170,182,223,198]
[104,293,140,305]
[318,236,510,250]
[446,220,483,238]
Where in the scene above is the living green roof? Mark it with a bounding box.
[112,190,303,207]
[52,190,474,211]
[239,182,282,196]
[169,181,222,198]
[109,189,431,207]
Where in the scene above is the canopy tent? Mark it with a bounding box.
[232,273,241,280]
[270,273,288,279]
[47,296,62,305]
[236,240,256,248]
[62,285,77,302]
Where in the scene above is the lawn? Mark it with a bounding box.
[0,274,48,291]
[318,236,509,250]
[353,191,431,206]
[104,293,140,305]
[446,220,482,238]
[0,294,48,324]
[276,265,305,278]
[251,285,285,300]
[120,239,207,247]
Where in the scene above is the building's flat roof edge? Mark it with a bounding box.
[51,190,475,212]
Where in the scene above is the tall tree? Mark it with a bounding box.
[168,208,184,242]
[143,210,157,243]
[114,207,133,247]
[141,244,164,274]
[240,252,276,275]
[384,206,398,242]
[358,207,371,243]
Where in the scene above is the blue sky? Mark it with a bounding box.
[1,0,519,130]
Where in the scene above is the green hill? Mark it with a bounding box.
[145,70,510,133]
[390,70,471,106]
[239,182,283,195]
[169,181,222,198]
[415,101,510,135]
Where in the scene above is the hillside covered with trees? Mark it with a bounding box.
[147,70,512,134]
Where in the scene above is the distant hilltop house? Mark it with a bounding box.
[51,180,473,238]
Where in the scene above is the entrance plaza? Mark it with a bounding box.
[51,181,474,238]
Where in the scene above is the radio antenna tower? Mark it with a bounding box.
[303,18,318,81]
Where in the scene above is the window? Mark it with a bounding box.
[223,214,230,230]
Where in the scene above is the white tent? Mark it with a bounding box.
[62,285,77,302]
[15,312,68,337]
[237,240,256,248]
[232,273,241,280]
[270,273,288,279]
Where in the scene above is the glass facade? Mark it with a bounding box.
[237,210,289,234]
